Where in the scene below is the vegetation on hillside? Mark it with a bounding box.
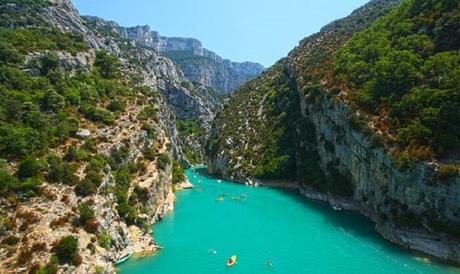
[0,26,165,208]
[208,62,300,179]
[176,119,205,137]
[163,50,211,68]
[0,0,52,28]
[335,0,460,162]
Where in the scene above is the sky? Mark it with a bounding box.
[73,0,369,67]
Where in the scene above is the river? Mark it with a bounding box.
[119,167,458,274]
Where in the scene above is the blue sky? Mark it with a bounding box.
[73,0,369,67]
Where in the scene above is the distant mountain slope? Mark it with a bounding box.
[83,17,265,95]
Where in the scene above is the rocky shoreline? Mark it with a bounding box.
[300,185,460,266]
[112,178,193,272]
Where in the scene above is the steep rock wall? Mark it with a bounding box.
[298,93,460,263]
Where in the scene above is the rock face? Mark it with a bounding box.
[39,1,218,121]
[299,94,460,263]
[83,17,265,95]
[165,51,265,96]
[206,0,460,265]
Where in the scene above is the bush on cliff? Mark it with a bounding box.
[78,202,95,225]
[75,171,103,197]
[172,160,185,184]
[97,230,113,249]
[17,157,46,180]
[47,155,79,186]
[37,255,58,274]
[55,236,78,263]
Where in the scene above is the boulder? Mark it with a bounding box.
[76,129,91,139]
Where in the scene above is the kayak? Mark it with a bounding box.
[226,255,237,267]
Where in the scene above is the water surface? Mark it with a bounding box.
[119,167,458,274]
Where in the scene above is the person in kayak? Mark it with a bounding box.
[227,255,237,267]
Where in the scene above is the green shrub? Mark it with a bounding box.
[0,28,88,53]
[40,89,65,113]
[172,160,185,184]
[157,154,170,170]
[369,133,385,148]
[37,255,58,274]
[176,119,205,137]
[78,202,94,225]
[82,138,97,153]
[97,230,112,249]
[95,50,120,79]
[107,145,130,170]
[80,104,115,125]
[137,106,157,121]
[94,266,106,274]
[0,41,24,65]
[13,177,43,197]
[116,201,137,225]
[0,169,19,195]
[141,123,157,139]
[115,169,131,189]
[39,53,60,75]
[107,99,126,112]
[2,235,19,245]
[347,112,367,132]
[47,155,79,185]
[436,165,459,181]
[0,216,14,236]
[396,122,432,146]
[75,171,102,196]
[55,236,78,263]
[85,155,106,173]
[143,146,157,161]
[389,150,414,170]
[17,157,45,179]
[64,146,90,162]
[111,168,137,224]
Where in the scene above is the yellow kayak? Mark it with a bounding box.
[226,255,237,267]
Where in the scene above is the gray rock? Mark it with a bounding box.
[75,129,91,139]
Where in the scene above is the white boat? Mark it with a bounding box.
[115,252,133,265]
[332,205,342,211]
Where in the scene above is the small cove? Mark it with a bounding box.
[119,167,459,274]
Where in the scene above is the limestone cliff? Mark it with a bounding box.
[83,17,265,95]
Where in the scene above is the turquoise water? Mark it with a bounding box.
[119,167,459,274]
